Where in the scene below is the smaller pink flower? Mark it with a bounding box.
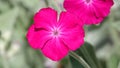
[26,8,84,61]
[64,0,114,25]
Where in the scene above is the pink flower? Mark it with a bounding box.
[26,8,84,61]
[64,0,114,25]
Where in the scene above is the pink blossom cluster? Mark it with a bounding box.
[26,0,114,61]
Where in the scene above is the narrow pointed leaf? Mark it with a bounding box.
[70,42,101,68]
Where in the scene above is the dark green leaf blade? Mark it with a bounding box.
[70,56,84,68]
[69,42,101,68]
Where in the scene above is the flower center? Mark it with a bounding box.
[86,0,90,3]
[53,30,59,36]
[50,27,61,38]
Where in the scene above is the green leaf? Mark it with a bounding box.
[70,42,101,68]
[0,7,19,51]
[8,52,29,68]
[70,56,84,68]
[0,56,3,68]
[111,21,120,31]
[60,57,71,68]
[0,7,19,32]
[0,1,11,13]
[107,54,120,68]
[21,40,45,68]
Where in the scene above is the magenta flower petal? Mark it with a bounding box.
[64,0,114,25]
[59,12,84,50]
[26,24,51,49]
[26,8,85,61]
[34,8,57,29]
[62,27,84,50]
[42,39,69,61]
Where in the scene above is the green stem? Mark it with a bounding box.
[69,51,91,68]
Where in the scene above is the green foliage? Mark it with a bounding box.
[0,0,46,68]
[107,54,120,68]
[70,56,84,68]
[0,7,19,32]
[0,0,120,68]
[70,42,101,68]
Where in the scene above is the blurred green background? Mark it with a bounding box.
[0,0,120,68]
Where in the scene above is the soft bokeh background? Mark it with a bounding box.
[0,0,120,68]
